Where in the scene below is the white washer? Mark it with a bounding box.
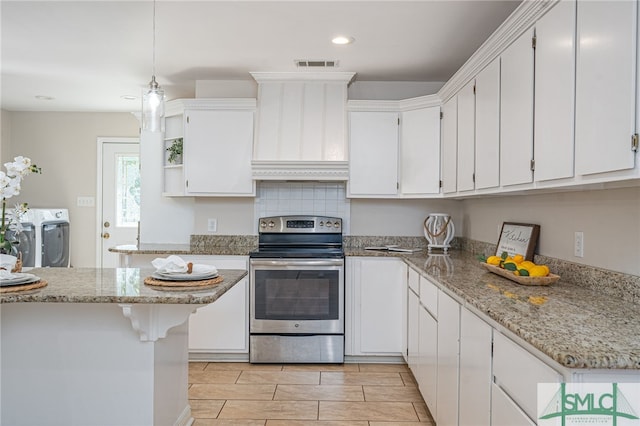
[28,208,71,267]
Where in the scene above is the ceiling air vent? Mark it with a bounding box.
[295,60,339,68]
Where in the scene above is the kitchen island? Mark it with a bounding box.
[0,267,247,426]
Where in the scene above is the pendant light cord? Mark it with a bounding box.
[152,0,156,78]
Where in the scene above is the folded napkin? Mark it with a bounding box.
[151,255,217,275]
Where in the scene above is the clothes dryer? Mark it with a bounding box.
[29,208,71,267]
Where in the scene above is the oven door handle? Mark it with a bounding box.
[249,259,344,267]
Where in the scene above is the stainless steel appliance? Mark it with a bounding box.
[249,215,344,363]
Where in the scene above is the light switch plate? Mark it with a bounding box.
[207,218,217,233]
[574,231,584,258]
[77,196,95,207]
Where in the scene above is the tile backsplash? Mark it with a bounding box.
[254,181,351,233]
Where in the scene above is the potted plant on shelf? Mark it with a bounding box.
[166,138,183,165]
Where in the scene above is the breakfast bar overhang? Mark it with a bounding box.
[0,267,247,426]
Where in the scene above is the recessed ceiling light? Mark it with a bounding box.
[121,95,138,101]
[35,95,54,101]
[332,36,355,45]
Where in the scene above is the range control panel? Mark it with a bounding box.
[258,216,342,233]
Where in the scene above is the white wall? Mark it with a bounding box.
[461,186,640,276]
[350,198,462,237]
[192,197,255,235]
[5,111,139,267]
[348,81,445,100]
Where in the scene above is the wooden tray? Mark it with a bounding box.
[144,275,223,291]
[481,263,560,286]
[0,279,48,293]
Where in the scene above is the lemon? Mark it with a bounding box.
[519,261,535,271]
[529,265,548,277]
[513,254,525,264]
[539,265,550,275]
[486,256,501,266]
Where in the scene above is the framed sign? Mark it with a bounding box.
[495,222,540,261]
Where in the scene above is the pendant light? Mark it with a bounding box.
[142,0,164,132]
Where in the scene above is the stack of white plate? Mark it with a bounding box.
[0,272,41,287]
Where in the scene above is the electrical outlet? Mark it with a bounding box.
[77,196,95,207]
[574,231,584,258]
[207,218,217,233]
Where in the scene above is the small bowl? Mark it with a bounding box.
[0,254,17,271]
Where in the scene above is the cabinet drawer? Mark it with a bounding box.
[493,332,562,420]
[491,383,535,426]
[419,276,438,317]
[408,267,420,294]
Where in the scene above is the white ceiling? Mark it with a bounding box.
[1,0,521,112]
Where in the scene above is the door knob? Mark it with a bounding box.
[104,221,110,228]
[102,232,110,239]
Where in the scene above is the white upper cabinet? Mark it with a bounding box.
[400,106,441,195]
[500,27,535,187]
[457,80,476,192]
[441,97,458,194]
[348,111,399,197]
[184,109,255,196]
[162,99,256,197]
[575,0,637,176]
[534,0,576,183]
[348,97,441,198]
[474,58,501,190]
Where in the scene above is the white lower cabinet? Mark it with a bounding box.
[436,290,460,426]
[417,302,438,418]
[407,270,420,370]
[345,257,406,356]
[459,307,492,426]
[491,382,536,426]
[183,256,249,356]
[492,331,562,422]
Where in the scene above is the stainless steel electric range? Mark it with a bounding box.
[249,215,344,363]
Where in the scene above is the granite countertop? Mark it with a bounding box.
[0,268,247,304]
[397,250,640,370]
[109,243,256,256]
[107,242,640,370]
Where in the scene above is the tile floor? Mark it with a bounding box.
[188,362,435,425]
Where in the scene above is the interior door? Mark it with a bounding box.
[99,140,140,268]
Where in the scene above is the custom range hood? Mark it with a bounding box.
[250,72,356,181]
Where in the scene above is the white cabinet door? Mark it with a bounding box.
[184,110,255,195]
[457,80,476,192]
[534,0,576,182]
[459,307,492,426]
[493,332,562,421]
[407,287,420,372]
[400,106,441,195]
[441,97,458,194]
[348,112,399,197]
[491,383,536,426]
[418,303,438,419]
[345,257,405,355]
[475,58,501,190]
[575,0,637,176]
[185,256,249,354]
[500,28,535,187]
[436,290,460,426]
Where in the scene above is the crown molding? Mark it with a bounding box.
[348,94,440,112]
[165,98,256,116]
[438,0,558,103]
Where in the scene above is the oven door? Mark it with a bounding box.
[250,258,344,334]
